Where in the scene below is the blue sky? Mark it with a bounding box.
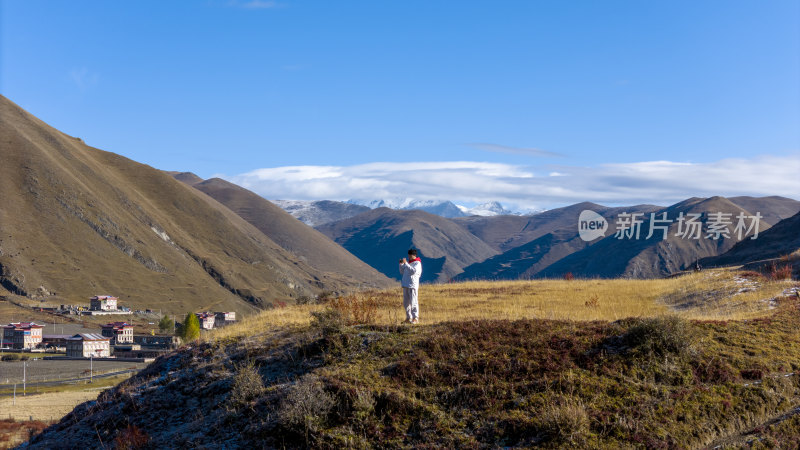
[2,1,799,210]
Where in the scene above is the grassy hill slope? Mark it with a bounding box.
[0,95,349,315]
[176,176,394,291]
[25,271,800,448]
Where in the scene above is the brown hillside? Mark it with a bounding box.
[316,208,499,282]
[700,210,800,268]
[164,171,204,186]
[538,196,772,278]
[176,176,393,290]
[454,203,662,280]
[727,195,800,226]
[0,95,349,316]
[452,202,661,252]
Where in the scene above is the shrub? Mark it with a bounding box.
[0,418,50,445]
[310,294,379,335]
[228,360,266,409]
[539,397,589,444]
[767,263,793,281]
[692,357,737,384]
[563,272,575,281]
[622,316,694,358]
[114,425,149,449]
[278,375,336,444]
[310,308,348,337]
[351,388,376,422]
[328,294,379,325]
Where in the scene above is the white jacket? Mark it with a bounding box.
[399,258,422,289]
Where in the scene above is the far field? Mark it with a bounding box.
[0,377,127,422]
[0,360,148,386]
[211,267,797,340]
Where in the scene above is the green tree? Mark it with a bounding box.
[181,313,200,341]
[158,315,173,333]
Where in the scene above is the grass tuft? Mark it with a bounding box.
[622,315,695,358]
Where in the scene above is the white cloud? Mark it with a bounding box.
[226,155,800,211]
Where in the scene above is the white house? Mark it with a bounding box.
[66,333,111,358]
[90,295,118,311]
[195,312,216,330]
[101,322,134,344]
[2,322,44,349]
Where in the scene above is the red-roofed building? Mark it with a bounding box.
[195,312,216,330]
[101,322,134,344]
[2,322,44,349]
[90,295,118,311]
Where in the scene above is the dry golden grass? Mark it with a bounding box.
[0,389,101,422]
[207,268,797,342]
[657,268,795,320]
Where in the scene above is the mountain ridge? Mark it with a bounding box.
[316,207,499,282]
[0,95,371,315]
[171,176,394,290]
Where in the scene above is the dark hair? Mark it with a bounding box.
[408,249,417,256]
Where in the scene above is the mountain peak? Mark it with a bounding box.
[165,171,204,186]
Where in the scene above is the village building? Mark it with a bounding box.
[66,333,111,358]
[195,312,216,330]
[1,322,44,349]
[215,311,236,323]
[42,334,72,349]
[133,334,180,349]
[101,322,134,344]
[90,295,118,311]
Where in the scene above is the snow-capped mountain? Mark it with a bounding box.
[348,198,468,218]
[273,198,531,225]
[457,201,515,217]
[348,198,527,217]
[272,200,370,226]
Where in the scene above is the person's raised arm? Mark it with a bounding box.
[402,260,418,275]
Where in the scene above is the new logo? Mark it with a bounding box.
[578,210,608,241]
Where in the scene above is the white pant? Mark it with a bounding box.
[403,287,419,321]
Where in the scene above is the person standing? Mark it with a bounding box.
[399,249,422,324]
